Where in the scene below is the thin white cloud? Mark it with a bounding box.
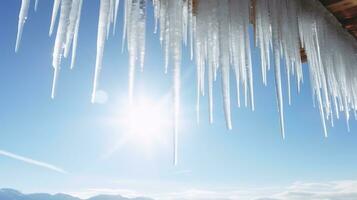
[54,179,357,200]
[0,149,67,174]
[269,180,357,200]
[112,180,357,200]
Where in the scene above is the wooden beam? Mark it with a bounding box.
[326,0,357,12]
[192,0,198,16]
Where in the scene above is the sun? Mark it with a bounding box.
[124,99,169,139]
[111,96,172,156]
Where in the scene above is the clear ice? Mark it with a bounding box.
[15,0,357,163]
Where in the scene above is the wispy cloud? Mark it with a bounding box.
[267,180,357,200]
[61,179,357,200]
[0,149,67,174]
[160,181,357,200]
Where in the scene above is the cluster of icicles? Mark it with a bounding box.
[16,0,357,164]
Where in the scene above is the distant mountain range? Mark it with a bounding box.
[0,188,154,200]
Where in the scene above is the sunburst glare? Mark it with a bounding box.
[106,96,172,158]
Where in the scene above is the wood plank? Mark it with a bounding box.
[326,0,357,12]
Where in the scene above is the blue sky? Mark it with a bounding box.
[0,1,357,199]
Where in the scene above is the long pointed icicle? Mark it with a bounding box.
[219,0,232,130]
[113,0,120,34]
[51,0,72,99]
[270,0,286,139]
[64,0,82,58]
[91,0,112,103]
[34,0,39,11]
[70,0,83,69]
[169,0,183,166]
[125,0,147,102]
[274,52,286,139]
[15,0,30,52]
[49,0,61,36]
[152,0,184,164]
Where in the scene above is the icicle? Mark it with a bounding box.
[15,0,30,52]
[195,47,201,124]
[34,0,39,11]
[91,0,112,103]
[124,0,147,102]
[64,0,82,58]
[218,0,232,130]
[170,0,183,165]
[138,0,146,72]
[49,0,61,36]
[173,58,180,165]
[121,0,131,52]
[113,0,120,34]
[255,0,272,86]
[274,52,286,139]
[70,0,83,69]
[270,0,286,139]
[51,0,73,98]
[208,60,214,123]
